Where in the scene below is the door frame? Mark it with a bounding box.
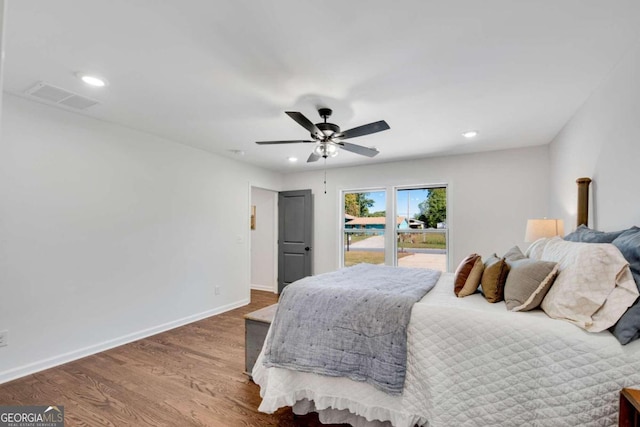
[248,184,279,294]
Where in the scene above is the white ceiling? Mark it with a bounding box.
[3,0,640,172]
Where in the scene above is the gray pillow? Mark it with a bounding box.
[504,246,526,262]
[611,305,640,345]
[564,224,626,243]
[610,227,640,344]
[504,258,559,311]
[612,227,640,286]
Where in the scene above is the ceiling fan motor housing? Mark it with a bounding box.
[315,122,340,139]
[314,108,339,139]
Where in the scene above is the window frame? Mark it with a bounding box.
[392,183,449,269]
[339,183,450,271]
[340,187,388,268]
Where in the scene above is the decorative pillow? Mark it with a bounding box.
[540,238,639,332]
[564,224,626,243]
[504,258,559,311]
[610,227,640,344]
[524,237,552,260]
[480,255,510,303]
[504,246,526,262]
[612,227,640,285]
[454,254,484,297]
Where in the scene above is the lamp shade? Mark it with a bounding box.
[524,219,564,242]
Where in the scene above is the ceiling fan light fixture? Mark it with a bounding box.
[314,143,338,158]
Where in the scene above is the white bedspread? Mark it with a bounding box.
[253,273,640,427]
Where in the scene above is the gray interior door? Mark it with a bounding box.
[278,189,312,293]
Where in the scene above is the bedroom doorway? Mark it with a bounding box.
[250,187,278,293]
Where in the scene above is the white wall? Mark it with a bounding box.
[284,145,550,275]
[250,186,277,292]
[0,0,6,127]
[0,95,282,383]
[549,40,640,231]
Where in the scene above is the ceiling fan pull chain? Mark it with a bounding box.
[324,159,327,194]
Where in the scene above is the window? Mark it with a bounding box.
[395,186,447,271]
[341,185,448,271]
[343,190,386,267]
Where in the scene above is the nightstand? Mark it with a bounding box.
[244,303,278,377]
[620,388,640,427]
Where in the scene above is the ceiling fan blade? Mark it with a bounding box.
[334,120,390,140]
[340,142,380,157]
[255,140,315,145]
[307,152,321,163]
[286,111,323,138]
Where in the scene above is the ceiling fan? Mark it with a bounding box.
[256,108,390,163]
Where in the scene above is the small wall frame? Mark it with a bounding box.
[251,205,256,230]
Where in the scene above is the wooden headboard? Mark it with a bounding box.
[576,177,592,227]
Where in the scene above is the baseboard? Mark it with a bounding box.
[0,298,249,385]
[251,283,275,292]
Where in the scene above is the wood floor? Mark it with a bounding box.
[0,290,344,426]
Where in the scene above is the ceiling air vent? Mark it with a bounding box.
[25,82,99,110]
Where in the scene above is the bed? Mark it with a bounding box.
[253,179,640,427]
[254,271,640,426]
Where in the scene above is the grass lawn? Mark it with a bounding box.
[398,233,446,249]
[346,232,446,249]
[344,251,412,266]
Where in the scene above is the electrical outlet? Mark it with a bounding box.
[0,330,8,347]
[214,286,221,295]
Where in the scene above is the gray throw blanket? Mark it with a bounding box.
[262,263,441,395]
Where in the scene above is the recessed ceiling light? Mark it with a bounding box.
[76,73,107,87]
[462,130,479,138]
[288,157,298,162]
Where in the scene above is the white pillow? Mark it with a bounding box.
[524,237,553,260]
[540,237,639,332]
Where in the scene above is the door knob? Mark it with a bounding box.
[304,247,310,251]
